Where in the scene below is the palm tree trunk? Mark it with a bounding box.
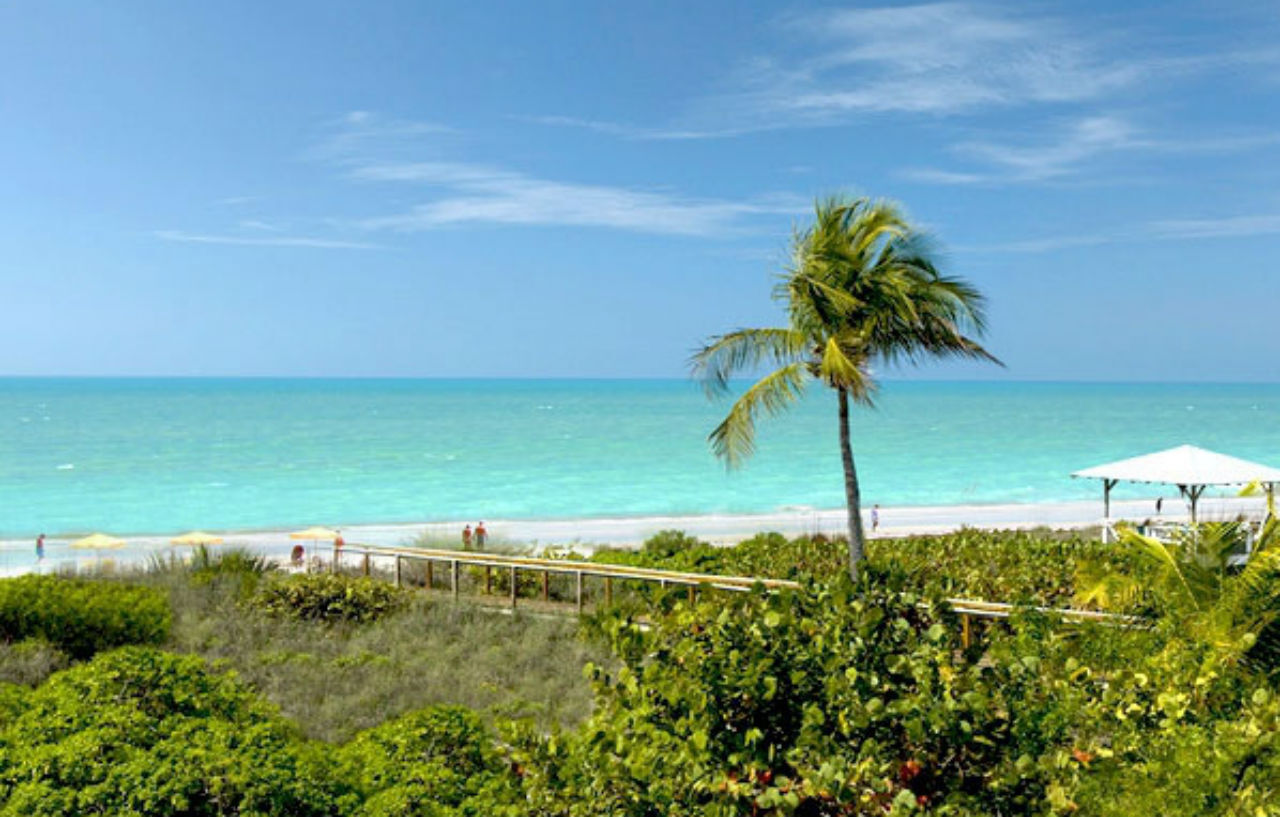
[838,387,866,583]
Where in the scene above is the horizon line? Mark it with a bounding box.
[2,375,1280,386]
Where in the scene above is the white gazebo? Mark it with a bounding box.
[1072,444,1280,542]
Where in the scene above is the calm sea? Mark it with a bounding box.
[2,378,1279,538]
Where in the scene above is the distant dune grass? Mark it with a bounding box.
[0,550,603,744]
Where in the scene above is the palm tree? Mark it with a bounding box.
[691,196,998,582]
[1077,516,1280,674]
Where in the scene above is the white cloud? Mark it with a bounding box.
[705,3,1142,128]
[155,230,379,250]
[306,111,455,162]
[958,211,1280,253]
[903,117,1280,186]
[1149,214,1280,239]
[238,219,283,232]
[350,161,805,237]
[516,115,740,141]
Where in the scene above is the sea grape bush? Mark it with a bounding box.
[0,575,170,659]
[252,573,409,624]
[590,528,1136,606]
[334,706,523,816]
[0,649,525,817]
[508,582,1065,816]
[0,648,338,816]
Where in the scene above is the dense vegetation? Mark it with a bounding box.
[0,525,1276,814]
[589,527,1137,607]
[252,573,410,624]
[0,574,170,659]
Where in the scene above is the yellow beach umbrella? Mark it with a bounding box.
[71,533,126,550]
[289,526,339,541]
[170,531,224,546]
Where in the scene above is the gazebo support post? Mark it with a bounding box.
[1101,482,1108,543]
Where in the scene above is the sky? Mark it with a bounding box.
[1,0,1278,380]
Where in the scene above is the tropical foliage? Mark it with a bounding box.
[251,572,409,624]
[0,575,170,659]
[693,196,997,580]
[591,527,1134,606]
[1078,516,1280,673]
[2,523,1278,815]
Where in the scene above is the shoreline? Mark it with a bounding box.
[0,495,1269,574]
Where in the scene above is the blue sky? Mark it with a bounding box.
[2,1,1278,380]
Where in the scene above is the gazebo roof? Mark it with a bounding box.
[1072,444,1280,487]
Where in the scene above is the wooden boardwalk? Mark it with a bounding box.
[328,543,1138,645]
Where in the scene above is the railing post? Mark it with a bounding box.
[961,614,973,649]
[687,584,695,604]
[485,565,492,595]
[362,551,370,577]
[394,555,402,587]
[451,560,459,600]
[576,571,584,614]
[510,566,518,608]
[541,570,550,602]
[604,576,613,607]
[426,560,434,589]
[331,545,338,574]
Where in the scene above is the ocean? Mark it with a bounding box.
[3,378,1280,539]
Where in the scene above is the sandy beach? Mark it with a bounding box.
[1,494,1269,576]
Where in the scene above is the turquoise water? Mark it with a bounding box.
[3,378,1280,537]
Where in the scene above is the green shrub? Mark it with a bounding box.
[252,573,409,624]
[190,545,276,583]
[590,528,1132,606]
[510,581,1049,815]
[0,575,170,660]
[336,706,522,816]
[0,647,340,816]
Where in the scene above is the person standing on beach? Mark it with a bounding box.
[462,525,472,549]
[475,521,487,550]
[871,505,880,533]
[35,534,44,561]
[334,531,344,550]
[1156,497,1163,515]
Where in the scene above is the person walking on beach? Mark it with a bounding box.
[871,505,880,534]
[462,525,473,549]
[35,534,44,561]
[475,521,487,550]
[1156,497,1163,515]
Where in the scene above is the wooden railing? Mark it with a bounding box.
[327,543,1139,644]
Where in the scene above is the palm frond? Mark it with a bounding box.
[708,363,807,468]
[690,328,806,397]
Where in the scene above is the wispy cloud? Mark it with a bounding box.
[238,219,283,232]
[349,161,805,237]
[305,110,456,162]
[516,115,742,141]
[764,4,1137,117]
[155,230,379,250]
[959,210,1280,253]
[1149,213,1280,239]
[529,4,1280,141]
[904,117,1280,186]
[904,116,1142,184]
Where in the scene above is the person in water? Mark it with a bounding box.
[475,521,487,549]
[871,505,880,533]
[36,534,45,561]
